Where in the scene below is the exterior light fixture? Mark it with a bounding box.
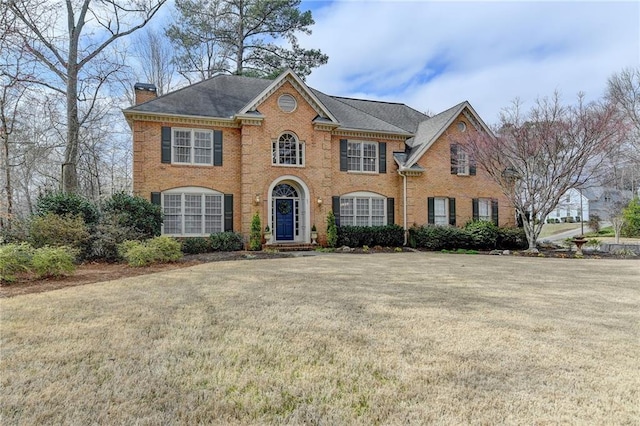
[317,197,323,206]
[255,194,260,205]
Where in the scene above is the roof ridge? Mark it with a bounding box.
[331,95,406,106]
[325,92,409,134]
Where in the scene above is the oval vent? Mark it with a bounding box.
[278,94,297,113]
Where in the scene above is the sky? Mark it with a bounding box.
[296,0,640,125]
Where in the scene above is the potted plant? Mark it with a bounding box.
[311,224,318,244]
[264,225,272,243]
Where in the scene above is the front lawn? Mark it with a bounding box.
[1,254,638,424]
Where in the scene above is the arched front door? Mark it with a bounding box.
[273,183,299,241]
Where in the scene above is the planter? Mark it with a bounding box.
[311,231,318,245]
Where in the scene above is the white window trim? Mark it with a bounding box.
[161,187,224,237]
[272,132,305,167]
[457,149,470,176]
[434,197,449,226]
[347,140,378,173]
[477,198,491,222]
[172,128,214,166]
[340,191,387,227]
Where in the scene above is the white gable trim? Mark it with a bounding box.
[237,69,338,123]
[404,101,493,169]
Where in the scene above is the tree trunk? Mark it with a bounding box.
[235,0,244,75]
[2,133,12,230]
[63,37,80,193]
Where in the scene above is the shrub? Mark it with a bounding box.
[464,221,499,249]
[0,243,35,283]
[622,197,640,237]
[409,225,473,251]
[0,219,30,244]
[31,246,77,278]
[588,215,601,233]
[249,213,262,251]
[337,225,404,247]
[326,211,338,248]
[102,192,162,238]
[35,192,99,226]
[210,232,243,251]
[181,237,211,254]
[118,236,182,267]
[29,214,90,255]
[88,214,143,262]
[496,227,528,250]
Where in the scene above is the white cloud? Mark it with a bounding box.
[301,0,640,124]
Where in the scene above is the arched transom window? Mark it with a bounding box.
[272,183,299,198]
[272,132,304,166]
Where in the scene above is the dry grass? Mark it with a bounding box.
[1,253,639,425]
[539,222,582,238]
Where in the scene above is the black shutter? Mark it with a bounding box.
[379,142,387,174]
[491,199,499,226]
[161,127,171,164]
[449,198,456,226]
[387,197,394,225]
[332,196,341,227]
[469,155,477,176]
[428,197,435,224]
[472,198,479,221]
[213,130,223,166]
[450,144,458,174]
[151,192,161,206]
[224,194,233,231]
[340,139,348,171]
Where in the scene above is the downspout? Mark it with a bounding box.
[398,170,408,246]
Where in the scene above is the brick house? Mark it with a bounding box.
[123,69,513,245]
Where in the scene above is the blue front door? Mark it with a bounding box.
[275,198,294,240]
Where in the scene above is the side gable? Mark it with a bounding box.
[401,101,493,170]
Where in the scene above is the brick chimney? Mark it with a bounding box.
[134,83,157,105]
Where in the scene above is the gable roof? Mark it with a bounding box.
[124,70,423,136]
[402,101,493,170]
[127,74,272,118]
[124,69,492,170]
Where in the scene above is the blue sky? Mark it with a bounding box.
[297,1,640,124]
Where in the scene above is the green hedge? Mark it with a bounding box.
[409,225,527,251]
[180,232,244,254]
[337,225,404,247]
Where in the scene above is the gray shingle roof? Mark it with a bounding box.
[332,96,428,133]
[404,102,467,167]
[127,75,272,118]
[125,73,422,135]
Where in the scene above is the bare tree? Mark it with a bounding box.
[607,67,640,160]
[7,0,167,194]
[133,28,176,95]
[461,93,625,251]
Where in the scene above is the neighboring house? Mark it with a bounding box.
[545,186,633,223]
[581,187,633,221]
[123,69,513,245]
[545,188,590,223]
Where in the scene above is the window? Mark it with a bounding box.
[433,198,449,226]
[340,193,386,227]
[347,141,377,172]
[450,144,475,176]
[428,197,456,226]
[477,198,491,222]
[173,128,213,165]
[272,133,304,166]
[473,198,499,225]
[457,150,469,175]
[162,189,223,236]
